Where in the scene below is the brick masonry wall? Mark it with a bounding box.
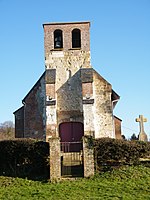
[82,82,93,99]
[14,106,24,138]
[45,69,57,140]
[23,75,46,140]
[44,23,92,139]
[43,22,91,92]
[46,84,55,99]
[43,22,90,53]
[114,116,122,139]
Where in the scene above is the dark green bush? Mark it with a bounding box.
[0,139,49,180]
[94,138,150,172]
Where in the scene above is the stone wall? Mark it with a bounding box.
[114,116,122,139]
[49,137,61,181]
[43,22,91,92]
[46,105,57,140]
[45,69,57,140]
[43,22,90,53]
[13,20,121,180]
[57,70,83,134]
[83,136,94,177]
[46,50,91,91]
[83,104,94,136]
[14,106,24,138]
[44,22,92,139]
[81,68,94,136]
[23,74,46,140]
[93,70,114,138]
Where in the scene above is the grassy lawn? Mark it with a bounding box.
[0,165,150,200]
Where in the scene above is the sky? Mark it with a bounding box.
[0,0,150,139]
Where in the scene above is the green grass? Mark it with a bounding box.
[0,165,150,200]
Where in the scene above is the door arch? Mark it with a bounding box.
[59,122,84,142]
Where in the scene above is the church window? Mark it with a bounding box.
[72,29,81,48]
[54,29,63,48]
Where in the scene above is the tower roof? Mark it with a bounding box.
[43,21,90,27]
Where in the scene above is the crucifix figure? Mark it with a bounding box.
[135,115,148,141]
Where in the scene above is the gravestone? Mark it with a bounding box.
[135,115,148,141]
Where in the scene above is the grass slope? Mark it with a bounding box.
[0,166,150,200]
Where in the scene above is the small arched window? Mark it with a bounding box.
[54,29,63,48]
[72,29,81,48]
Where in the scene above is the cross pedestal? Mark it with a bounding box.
[135,115,148,141]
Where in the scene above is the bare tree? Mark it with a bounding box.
[0,121,15,140]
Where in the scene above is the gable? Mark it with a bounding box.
[22,72,45,102]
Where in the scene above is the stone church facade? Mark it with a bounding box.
[14,21,121,142]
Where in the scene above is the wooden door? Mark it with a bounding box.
[59,122,84,142]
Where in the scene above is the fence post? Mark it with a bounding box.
[48,137,61,181]
[83,136,95,177]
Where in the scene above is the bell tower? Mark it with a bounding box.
[43,21,91,90]
[43,22,91,140]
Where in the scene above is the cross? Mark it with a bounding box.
[135,115,148,141]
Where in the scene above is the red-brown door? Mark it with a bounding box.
[59,122,84,152]
[60,122,84,176]
[59,122,84,142]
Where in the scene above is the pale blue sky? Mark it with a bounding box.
[0,0,150,139]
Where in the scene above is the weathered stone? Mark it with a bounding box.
[136,115,148,141]
[83,136,94,177]
[45,69,56,84]
[93,70,115,138]
[14,73,46,140]
[49,137,61,181]
[14,21,122,179]
[13,106,24,138]
[14,21,121,141]
[114,116,122,139]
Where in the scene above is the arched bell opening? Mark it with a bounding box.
[54,29,63,49]
[72,28,81,48]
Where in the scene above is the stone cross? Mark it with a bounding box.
[135,115,148,141]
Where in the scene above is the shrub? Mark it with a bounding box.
[94,138,150,172]
[0,139,49,180]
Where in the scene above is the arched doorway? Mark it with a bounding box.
[59,122,84,143]
[59,122,84,177]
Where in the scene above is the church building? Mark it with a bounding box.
[14,21,122,142]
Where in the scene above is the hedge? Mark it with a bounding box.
[94,138,150,172]
[0,139,49,180]
[1,137,150,180]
